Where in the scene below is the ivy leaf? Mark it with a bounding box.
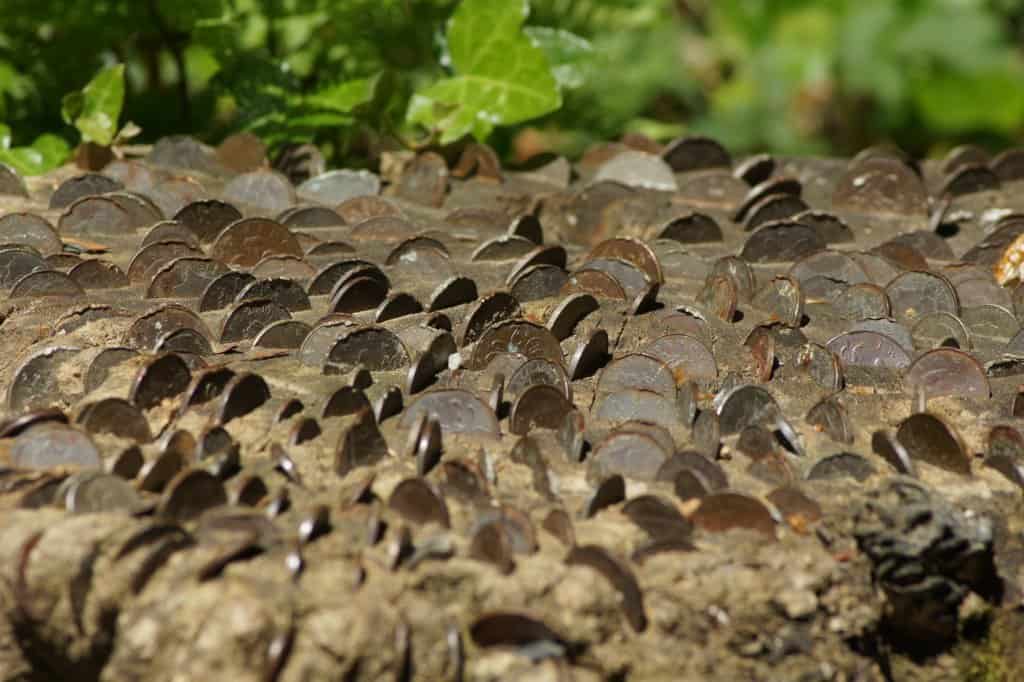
[61,64,125,146]
[408,0,561,144]
[524,26,592,91]
[305,75,380,114]
[0,134,71,176]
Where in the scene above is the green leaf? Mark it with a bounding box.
[0,123,10,150]
[524,26,593,90]
[0,133,70,176]
[32,134,72,166]
[408,0,561,143]
[305,76,378,113]
[64,64,125,146]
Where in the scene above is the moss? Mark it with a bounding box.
[958,635,1008,682]
[956,608,1024,682]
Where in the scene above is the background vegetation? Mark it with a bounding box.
[3,0,1024,174]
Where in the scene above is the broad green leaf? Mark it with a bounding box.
[408,0,561,143]
[524,26,593,90]
[184,44,223,91]
[65,64,125,146]
[0,124,10,150]
[0,133,70,176]
[305,76,378,113]
[31,134,72,166]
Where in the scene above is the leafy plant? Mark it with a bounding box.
[2,0,1024,176]
[0,123,70,176]
[61,63,127,146]
[689,0,1024,155]
[408,0,562,144]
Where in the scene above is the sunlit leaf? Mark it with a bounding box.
[408,0,561,143]
[305,76,378,113]
[63,64,125,145]
[0,133,70,175]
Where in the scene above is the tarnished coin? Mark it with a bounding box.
[826,331,911,370]
[740,221,824,263]
[11,423,102,469]
[751,276,804,328]
[65,471,143,514]
[904,348,990,402]
[691,492,776,536]
[662,135,731,173]
[400,389,500,437]
[897,412,971,476]
[832,157,928,218]
[470,319,564,371]
[210,218,303,267]
[594,389,678,432]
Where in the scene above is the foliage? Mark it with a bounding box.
[0,123,70,176]
[690,0,1024,155]
[61,64,126,146]
[408,0,561,144]
[2,0,1024,175]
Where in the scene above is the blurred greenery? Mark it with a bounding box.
[2,0,1024,174]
